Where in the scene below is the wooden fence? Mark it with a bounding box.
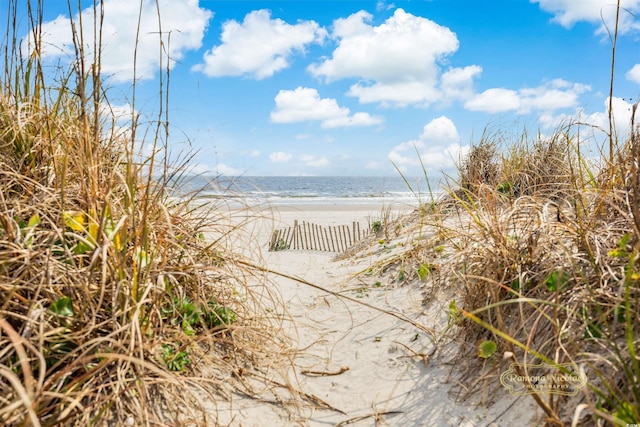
[268,220,369,252]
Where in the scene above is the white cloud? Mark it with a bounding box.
[627,64,640,85]
[532,0,640,35]
[347,81,441,106]
[108,103,135,121]
[600,96,640,133]
[141,142,161,158]
[465,80,590,114]
[300,154,329,167]
[519,84,586,112]
[193,9,326,79]
[388,116,468,172]
[322,112,383,128]
[33,0,211,83]
[99,102,137,131]
[376,1,396,12]
[309,9,474,106]
[311,9,457,81]
[216,163,243,176]
[537,97,640,166]
[105,103,141,127]
[440,65,483,103]
[539,96,640,135]
[465,88,521,113]
[270,86,383,128]
[269,151,293,163]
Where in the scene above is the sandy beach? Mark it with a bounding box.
[207,200,542,426]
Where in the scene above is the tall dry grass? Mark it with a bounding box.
[0,1,288,425]
[431,5,640,422]
[392,120,640,426]
[374,22,639,422]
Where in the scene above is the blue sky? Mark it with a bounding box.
[18,0,640,176]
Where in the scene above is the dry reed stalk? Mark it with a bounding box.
[0,1,298,425]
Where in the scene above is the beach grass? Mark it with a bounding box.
[353,7,640,423]
[0,2,290,425]
[3,1,640,426]
[372,119,640,425]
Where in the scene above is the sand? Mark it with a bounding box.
[208,200,542,426]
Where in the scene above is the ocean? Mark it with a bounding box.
[175,175,441,206]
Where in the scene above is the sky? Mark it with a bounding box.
[12,0,640,176]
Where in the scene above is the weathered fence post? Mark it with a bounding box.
[269,220,372,252]
[341,225,348,251]
[269,230,278,250]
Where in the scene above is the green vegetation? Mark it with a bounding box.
[477,340,497,359]
[272,237,290,251]
[161,343,191,372]
[371,6,640,422]
[385,118,640,424]
[0,1,281,425]
[416,263,430,281]
[3,1,639,425]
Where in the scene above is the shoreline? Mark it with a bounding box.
[216,199,416,244]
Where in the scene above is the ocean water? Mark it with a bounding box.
[175,175,441,206]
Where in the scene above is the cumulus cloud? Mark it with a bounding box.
[388,116,468,172]
[519,80,590,111]
[532,0,640,35]
[300,154,329,167]
[193,9,326,79]
[347,81,441,106]
[108,103,135,121]
[464,79,590,114]
[269,151,293,162]
[99,102,137,129]
[440,65,483,103]
[32,0,211,83]
[309,9,479,106]
[465,88,521,113]
[270,86,383,128]
[539,96,640,134]
[626,64,640,85]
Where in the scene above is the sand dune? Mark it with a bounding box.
[208,201,542,426]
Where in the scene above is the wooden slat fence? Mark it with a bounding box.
[269,220,369,252]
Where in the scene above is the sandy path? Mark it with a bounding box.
[210,202,541,426]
